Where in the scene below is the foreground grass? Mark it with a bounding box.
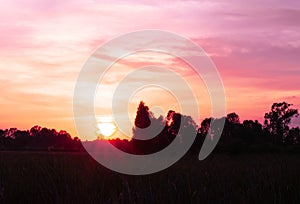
[0,151,300,203]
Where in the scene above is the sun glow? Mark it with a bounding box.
[97,116,116,138]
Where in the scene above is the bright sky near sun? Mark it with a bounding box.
[0,0,300,139]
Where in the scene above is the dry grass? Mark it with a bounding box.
[0,151,300,203]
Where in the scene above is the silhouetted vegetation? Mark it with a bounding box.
[0,101,299,154]
[111,101,300,155]
[110,101,197,154]
[0,126,83,151]
[0,101,300,203]
[1,151,300,203]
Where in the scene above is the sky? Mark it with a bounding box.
[0,0,300,139]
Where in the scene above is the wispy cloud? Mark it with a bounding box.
[0,0,299,136]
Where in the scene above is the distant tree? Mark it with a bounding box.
[168,112,181,137]
[134,101,153,139]
[168,111,197,140]
[264,102,299,144]
[0,129,4,137]
[58,130,71,142]
[14,130,30,149]
[198,117,214,135]
[285,127,300,145]
[134,101,151,129]
[242,120,264,144]
[198,117,227,142]
[0,129,6,150]
[193,117,227,154]
[29,125,42,138]
[218,113,243,146]
[131,102,168,153]
[227,113,240,124]
[73,137,80,143]
[166,110,175,126]
[7,128,18,138]
[0,125,81,151]
[40,128,57,147]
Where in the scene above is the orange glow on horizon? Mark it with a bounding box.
[1,0,299,139]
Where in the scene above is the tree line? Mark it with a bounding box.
[110,101,300,154]
[1,101,299,153]
[0,126,82,151]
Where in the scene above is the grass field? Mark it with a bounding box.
[0,151,300,203]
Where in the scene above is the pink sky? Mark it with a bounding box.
[0,0,299,138]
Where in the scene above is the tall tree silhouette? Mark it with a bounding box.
[131,101,167,153]
[134,101,151,129]
[264,102,299,144]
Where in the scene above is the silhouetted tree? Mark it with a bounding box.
[0,129,5,138]
[0,126,82,151]
[14,130,30,149]
[0,129,7,150]
[130,101,171,154]
[30,125,42,138]
[134,101,151,129]
[242,120,264,144]
[7,128,18,138]
[264,102,299,144]
[227,112,240,124]
[57,130,72,148]
[168,112,181,137]
[167,111,197,144]
[1,100,299,154]
[217,113,243,147]
[195,117,214,150]
[198,117,213,135]
[286,127,300,145]
[132,101,165,141]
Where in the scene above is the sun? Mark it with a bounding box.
[97,116,116,138]
[98,123,116,137]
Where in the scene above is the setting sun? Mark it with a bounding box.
[97,116,116,138]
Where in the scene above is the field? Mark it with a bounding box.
[0,151,300,203]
